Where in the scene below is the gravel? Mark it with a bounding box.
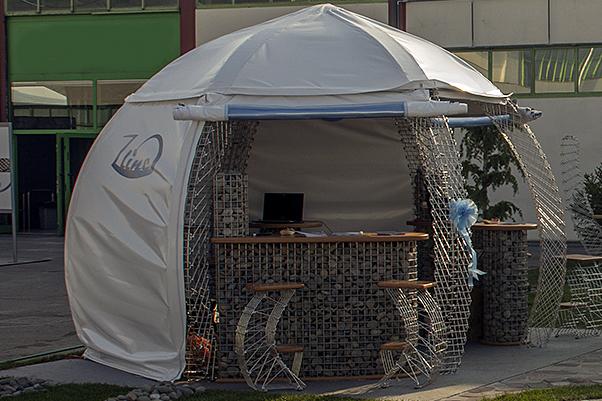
[105,381,206,401]
[0,376,49,398]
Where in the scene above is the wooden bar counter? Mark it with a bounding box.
[211,233,427,378]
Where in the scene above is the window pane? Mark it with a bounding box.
[11,81,93,130]
[492,50,532,94]
[74,0,106,12]
[40,0,70,12]
[6,0,37,13]
[534,48,575,93]
[453,51,488,77]
[579,47,602,92]
[110,0,141,8]
[144,0,177,8]
[97,80,145,127]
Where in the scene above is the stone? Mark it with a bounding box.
[168,391,179,399]
[179,386,193,396]
[149,394,161,400]
[156,385,171,394]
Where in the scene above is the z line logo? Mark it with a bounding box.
[112,134,163,179]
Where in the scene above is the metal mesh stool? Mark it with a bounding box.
[235,282,306,391]
[374,280,447,389]
[556,255,602,338]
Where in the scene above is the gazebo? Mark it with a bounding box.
[65,4,567,386]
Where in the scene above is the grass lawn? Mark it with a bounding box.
[484,384,602,400]
[9,384,602,401]
[6,386,381,401]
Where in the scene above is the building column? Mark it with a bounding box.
[0,0,8,121]
[180,0,196,55]
[387,0,406,31]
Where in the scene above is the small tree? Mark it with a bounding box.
[459,126,524,221]
[584,163,602,215]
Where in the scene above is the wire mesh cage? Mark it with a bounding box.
[486,103,567,347]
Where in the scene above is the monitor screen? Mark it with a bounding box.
[262,193,304,223]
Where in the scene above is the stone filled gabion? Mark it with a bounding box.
[104,381,206,401]
[213,173,249,238]
[0,377,48,398]
[214,241,418,378]
[473,229,529,344]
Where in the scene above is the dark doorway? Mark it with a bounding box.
[17,135,57,232]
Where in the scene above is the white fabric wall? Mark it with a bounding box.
[65,101,200,381]
[246,119,415,232]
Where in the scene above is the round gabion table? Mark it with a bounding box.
[473,222,538,345]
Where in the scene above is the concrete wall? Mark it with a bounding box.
[406,0,472,48]
[407,0,602,48]
[196,2,388,45]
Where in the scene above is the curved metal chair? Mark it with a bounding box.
[374,280,447,389]
[235,282,305,391]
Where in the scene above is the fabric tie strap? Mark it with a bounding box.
[449,199,484,289]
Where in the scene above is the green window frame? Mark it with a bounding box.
[452,44,602,98]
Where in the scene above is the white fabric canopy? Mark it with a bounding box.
[65,3,509,382]
[128,4,506,103]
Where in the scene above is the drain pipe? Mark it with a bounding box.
[397,0,407,31]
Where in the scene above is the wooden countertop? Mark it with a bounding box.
[249,220,323,229]
[472,222,538,231]
[211,232,429,244]
[565,254,602,263]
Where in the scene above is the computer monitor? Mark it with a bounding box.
[262,193,304,223]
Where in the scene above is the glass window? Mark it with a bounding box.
[110,0,142,8]
[492,50,532,94]
[6,0,37,13]
[453,51,489,78]
[534,48,575,93]
[74,0,106,12]
[11,81,93,130]
[39,0,70,12]
[97,80,145,126]
[144,0,178,8]
[578,47,602,92]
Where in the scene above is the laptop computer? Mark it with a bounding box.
[262,193,304,224]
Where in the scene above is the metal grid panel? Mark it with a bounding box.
[183,122,229,379]
[214,240,417,377]
[184,121,259,379]
[485,104,567,347]
[397,117,472,374]
[560,135,602,256]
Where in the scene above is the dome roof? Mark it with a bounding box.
[128,3,505,103]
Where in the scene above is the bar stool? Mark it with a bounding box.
[556,255,602,338]
[235,282,306,391]
[375,280,446,389]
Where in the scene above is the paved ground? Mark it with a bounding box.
[2,334,602,400]
[0,234,80,361]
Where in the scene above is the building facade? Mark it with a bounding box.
[401,0,602,239]
[3,0,601,237]
[1,0,385,233]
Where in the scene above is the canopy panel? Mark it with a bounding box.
[128,4,506,103]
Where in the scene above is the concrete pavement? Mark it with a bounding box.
[2,334,602,400]
[0,234,80,361]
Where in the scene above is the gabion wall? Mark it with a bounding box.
[213,173,249,238]
[473,229,529,344]
[213,240,418,378]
